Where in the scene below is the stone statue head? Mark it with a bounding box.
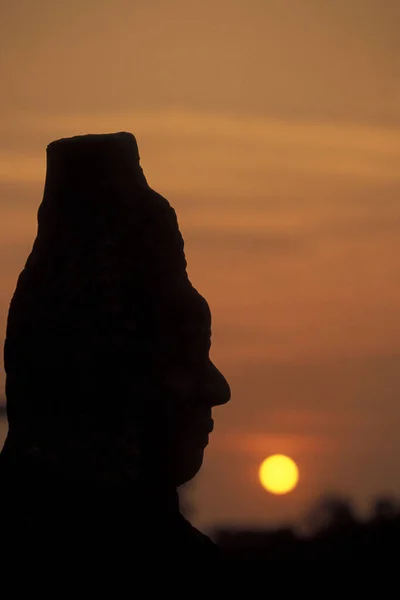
[2,132,230,489]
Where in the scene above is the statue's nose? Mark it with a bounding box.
[203,361,231,407]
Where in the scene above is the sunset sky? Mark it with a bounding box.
[1,0,399,531]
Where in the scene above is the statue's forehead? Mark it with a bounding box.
[186,288,211,329]
[162,287,212,344]
[195,290,211,318]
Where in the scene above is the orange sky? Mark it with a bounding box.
[1,0,400,530]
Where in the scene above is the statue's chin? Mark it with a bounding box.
[175,449,205,487]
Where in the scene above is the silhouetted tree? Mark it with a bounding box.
[305,493,358,534]
[370,495,400,523]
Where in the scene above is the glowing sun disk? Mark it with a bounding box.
[259,454,299,495]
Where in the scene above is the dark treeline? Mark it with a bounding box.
[214,494,400,559]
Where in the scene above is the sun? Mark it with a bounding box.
[259,454,299,495]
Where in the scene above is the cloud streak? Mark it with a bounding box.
[1,109,399,185]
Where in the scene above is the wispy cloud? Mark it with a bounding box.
[0,109,399,188]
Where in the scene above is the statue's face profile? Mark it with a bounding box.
[160,289,231,486]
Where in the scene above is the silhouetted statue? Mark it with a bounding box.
[0,133,230,562]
